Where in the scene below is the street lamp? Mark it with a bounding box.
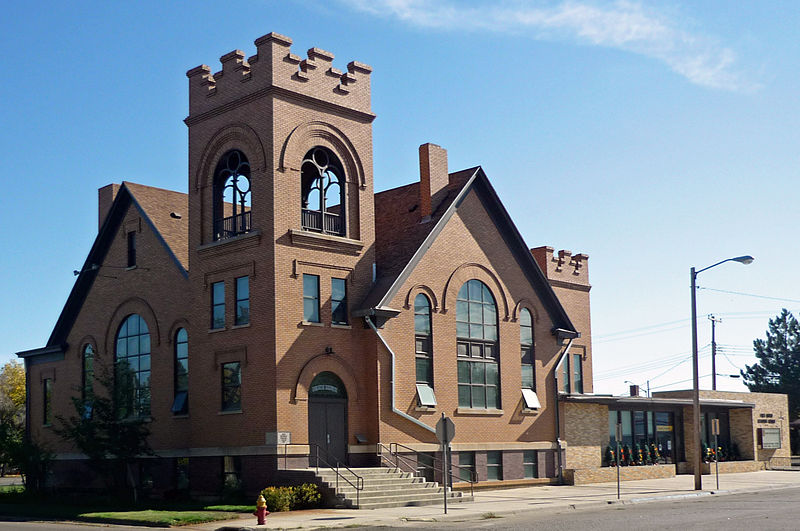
[691,255,753,491]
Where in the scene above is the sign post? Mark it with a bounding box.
[615,423,622,500]
[436,414,456,514]
[712,418,720,490]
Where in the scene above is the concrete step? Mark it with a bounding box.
[310,466,474,509]
[356,492,472,510]
[332,481,435,493]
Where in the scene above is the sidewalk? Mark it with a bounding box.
[189,469,800,530]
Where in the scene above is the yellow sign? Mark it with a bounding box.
[656,425,673,432]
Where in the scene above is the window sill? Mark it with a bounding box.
[415,406,437,413]
[218,409,243,416]
[331,323,351,329]
[521,408,540,415]
[456,408,504,416]
[125,265,137,271]
[172,414,189,419]
[301,321,324,327]
[231,323,251,330]
[289,229,363,256]
[208,327,227,334]
[198,229,261,256]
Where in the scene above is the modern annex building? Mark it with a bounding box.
[17,32,788,498]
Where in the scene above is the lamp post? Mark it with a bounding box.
[691,255,753,491]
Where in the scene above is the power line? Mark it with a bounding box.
[594,344,711,381]
[595,318,689,340]
[697,286,800,304]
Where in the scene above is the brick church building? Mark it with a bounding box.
[17,32,595,498]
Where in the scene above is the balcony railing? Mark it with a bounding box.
[214,211,251,241]
[302,209,342,236]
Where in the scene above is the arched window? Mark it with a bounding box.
[414,294,436,406]
[82,344,94,400]
[456,280,499,409]
[213,150,251,241]
[115,314,151,418]
[520,309,534,390]
[172,328,188,415]
[301,147,345,236]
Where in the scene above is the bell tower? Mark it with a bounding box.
[183,32,377,451]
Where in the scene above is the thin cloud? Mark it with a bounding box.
[341,0,757,92]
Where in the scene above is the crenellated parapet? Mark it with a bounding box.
[531,246,590,288]
[186,32,372,119]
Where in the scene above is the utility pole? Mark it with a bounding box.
[708,315,722,390]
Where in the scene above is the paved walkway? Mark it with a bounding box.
[189,469,800,530]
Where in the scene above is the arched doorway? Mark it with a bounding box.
[308,372,348,466]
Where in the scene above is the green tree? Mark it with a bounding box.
[741,309,800,419]
[0,360,26,476]
[55,364,153,502]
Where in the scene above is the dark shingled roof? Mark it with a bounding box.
[124,182,189,270]
[360,166,576,336]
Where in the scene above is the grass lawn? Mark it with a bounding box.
[80,509,240,526]
[0,487,249,526]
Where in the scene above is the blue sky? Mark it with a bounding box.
[2,1,799,395]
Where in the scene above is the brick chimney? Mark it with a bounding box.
[418,143,448,220]
[98,183,120,231]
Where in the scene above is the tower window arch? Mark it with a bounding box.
[301,147,345,236]
[172,328,188,415]
[213,149,251,241]
[456,279,500,409]
[520,308,534,390]
[115,314,151,418]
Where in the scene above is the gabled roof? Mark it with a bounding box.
[360,167,577,336]
[40,182,188,349]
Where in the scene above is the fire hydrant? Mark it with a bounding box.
[254,494,269,525]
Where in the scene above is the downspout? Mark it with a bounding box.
[364,316,436,434]
[553,337,575,484]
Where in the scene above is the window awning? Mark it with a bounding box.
[522,388,541,409]
[416,384,437,407]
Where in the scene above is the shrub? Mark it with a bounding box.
[259,486,293,512]
[258,483,322,512]
[290,483,321,510]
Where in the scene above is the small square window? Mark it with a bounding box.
[487,451,503,481]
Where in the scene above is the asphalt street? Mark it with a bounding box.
[360,486,800,530]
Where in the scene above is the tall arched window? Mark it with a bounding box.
[213,150,251,241]
[82,344,94,401]
[301,147,345,236]
[520,309,534,390]
[115,314,151,418]
[172,328,188,415]
[456,279,499,409]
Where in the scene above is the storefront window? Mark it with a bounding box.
[608,408,679,465]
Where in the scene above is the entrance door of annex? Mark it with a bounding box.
[308,372,348,466]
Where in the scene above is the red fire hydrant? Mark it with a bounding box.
[254,494,269,525]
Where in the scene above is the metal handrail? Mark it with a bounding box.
[379,442,476,497]
[281,443,364,507]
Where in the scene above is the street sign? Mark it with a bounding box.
[436,416,456,445]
